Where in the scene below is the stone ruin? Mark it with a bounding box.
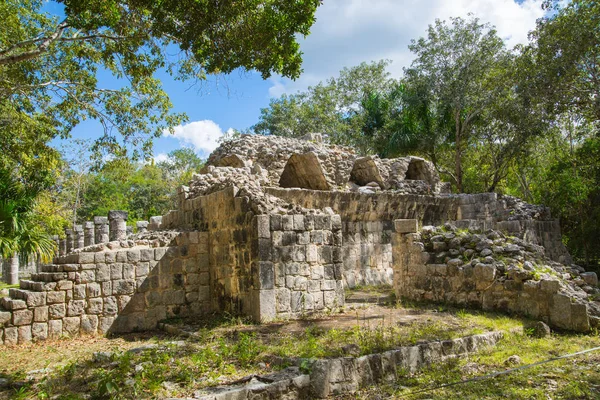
[0,134,598,345]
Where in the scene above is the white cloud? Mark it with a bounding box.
[271,0,545,95]
[163,120,230,155]
[153,153,169,163]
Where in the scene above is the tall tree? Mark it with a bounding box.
[0,167,55,284]
[404,17,506,192]
[253,60,395,153]
[0,0,322,161]
[527,0,600,125]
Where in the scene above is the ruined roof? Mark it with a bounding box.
[196,134,446,201]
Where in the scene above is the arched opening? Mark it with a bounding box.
[279,152,330,190]
[405,158,428,181]
[349,157,384,188]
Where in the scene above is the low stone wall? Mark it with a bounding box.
[392,225,600,332]
[188,331,503,400]
[0,233,211,345]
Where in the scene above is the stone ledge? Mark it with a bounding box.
[163,330,504,400]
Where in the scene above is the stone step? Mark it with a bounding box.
[19,279,68,292]
[19,280,45,292]
[31,272,68,282]
[0,296,27,311]
[8,288,46,307]
[40,264,78,273]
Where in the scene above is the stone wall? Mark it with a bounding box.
[266,189,458,287]
[0,232,211,344]
[392,222,600,332]
[266,213,345,318]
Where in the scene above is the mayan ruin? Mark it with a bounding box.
[0,134,597,350]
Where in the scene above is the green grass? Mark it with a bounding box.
[0,307,595,399]
[0,281,18,297]
[350,330,600,399]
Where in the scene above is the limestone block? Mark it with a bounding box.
[127,250,140,263]
[570,303,590,332]
[540,279,560,293]
[113,280,136,296]
[306,245,318,263]
[135,263,150,278]
[86,282,102,298]
[72,284,86,300]
[282,215,294,231]
[81,315,99,334]
[49,304,66,319]
[63,317,81,336]
[101,281,112,296]
[0,312,11,326]
[13,310,33,326]
[104,297,118,314]
[110,264,123,280]
[102,252,115,263]
[324,290,338,308]
[4,327,17,345]
[117,295,131,312]
[57,280,73,290]
[581,272,598,287]
[154,247,167,260]
[550,294,572,329]
[87,298,103,315]
[95,264,110,282]
[18,325,32,343]
[276,288,291,312]
[394,219,418,234]
[67,300,86,316]
[48,320,63,339]
[34,306,49,322]
[123,264,135,280]
[77,270,95,283]
[98,316,115,335]
[140,249,154,262]
[311,265,325,280]
[116,251,128,263]
[32,323,48,341]
[256,215,270,238]
[474,263,496,281]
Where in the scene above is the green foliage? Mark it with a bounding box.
[73,149,204,223]
[253,60,395,154]
[0,167,55,265]
[0,0,322,159]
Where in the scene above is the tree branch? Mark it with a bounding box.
[0,22,68,65]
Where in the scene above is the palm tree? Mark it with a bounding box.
[0,167,55,284]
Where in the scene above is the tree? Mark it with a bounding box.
[527,0,600,125]
[1,0,322,161]
[0,167,55,284]
[253,60,395,153]
[404,16,506,192]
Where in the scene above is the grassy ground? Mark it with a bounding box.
[0,282,18,298]
[0,306,597,399]
[346,330,600,399]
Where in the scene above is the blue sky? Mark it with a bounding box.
[55,0,547,161]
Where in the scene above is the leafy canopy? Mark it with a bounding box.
[0,0,322,159]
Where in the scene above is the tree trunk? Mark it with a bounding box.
[7,252,19,285]
[454,113,463,193]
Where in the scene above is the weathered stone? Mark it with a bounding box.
[13,310,33,326]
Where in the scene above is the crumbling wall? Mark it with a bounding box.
[392,222,600,332]
[266,188,458,287]
[0,233,211,344]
